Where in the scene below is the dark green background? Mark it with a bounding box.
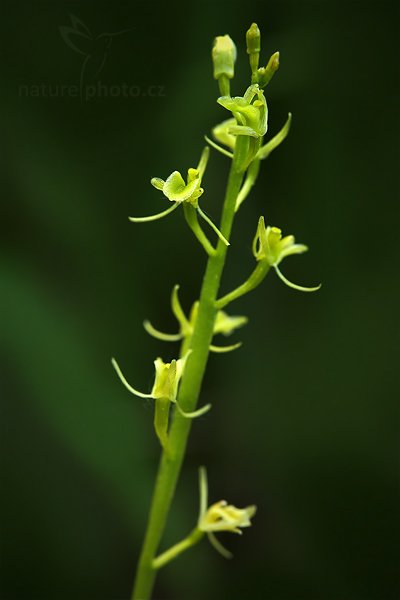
[1,1,398,599]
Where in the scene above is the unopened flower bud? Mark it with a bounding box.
[246,23,261,78]
[212,34,237,80]
[258,51,280,88]
[246,23,261,55]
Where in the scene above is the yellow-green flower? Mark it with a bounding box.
[151,167,204,208]
[212,118,237,151]
[199,501,256,534]
[217,83,268,139]
[253,216,321,292]
[129,147,229,252]
[213,310,248,336]
[197,467,256,558]
[111,352,210,417]
[143,284,248,354]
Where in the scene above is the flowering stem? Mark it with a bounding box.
[152,528,204,570]
[153,398,170,451]
[183,204,216,256]
[215,261,270,309]
[131,149,244,600]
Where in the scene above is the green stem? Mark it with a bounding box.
[131,147,244,600]
[215,261,270,309]
[235,158,260,212]
[183,204,216,256]
[152,528,204,570]
[153,398,170,451]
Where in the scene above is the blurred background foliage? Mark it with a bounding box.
[0,0,398,599]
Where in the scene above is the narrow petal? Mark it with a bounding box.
[211,118,237,149]
[217,95,244,110]
[171,285,191,334]
[207,532,233,559]
[257,112,292,160]
[204,135,234,159]
[143,320,183,342]
[274,265,321,292]
[129,201,180,223]
[175,400,212,419]
[184,204,217,256]
[150,177,165,190]
[111,358,153,398]
[197,207,230,246]
[196,146,210,178]
[209,342,242,353]
[278,243,308,261]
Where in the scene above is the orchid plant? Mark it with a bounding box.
[112,22,320,600]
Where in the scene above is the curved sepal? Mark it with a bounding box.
[274,265,321,292]
[174,400,212,419]
[209,342,242,353]
[204,134,234,159]
[111,358,153,398]
[143,320,183,342]
[257,112,292,160]
[129,201,179,223]
[197,206,229,247]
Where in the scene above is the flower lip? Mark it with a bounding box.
[162,170,201,203]
[198,500,257,534]
[217,84,268,138]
